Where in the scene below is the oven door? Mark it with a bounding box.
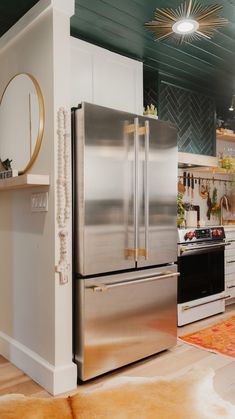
[178,243,225,303]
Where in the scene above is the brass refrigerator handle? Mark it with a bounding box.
[124,124,149,136]
[89,272,180,292]
[125,248,148,258]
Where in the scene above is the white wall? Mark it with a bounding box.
[0,0,76,395]
[0,2,144,395]
[217,139,235,158]
[70,37,143,114]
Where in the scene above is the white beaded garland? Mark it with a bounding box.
[55,107,71,285]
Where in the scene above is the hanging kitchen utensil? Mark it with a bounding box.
[191,174,194,199]
[207,191,213,220]
[223,194,230,212]
[187,173,190,196]
[200,179,208,199]
[178,178,185,193]
[183,172,187,186]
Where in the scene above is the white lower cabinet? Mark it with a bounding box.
[225,229,235,304]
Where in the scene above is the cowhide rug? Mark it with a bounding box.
[0,368,234,419]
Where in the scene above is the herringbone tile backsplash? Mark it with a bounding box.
[158,83,216,156]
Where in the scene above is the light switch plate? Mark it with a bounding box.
[31,192,48,212]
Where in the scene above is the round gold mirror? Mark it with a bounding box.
[0,73,45,175]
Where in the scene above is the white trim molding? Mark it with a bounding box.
[0,331,77,395]
[0,0,75,52]
[52,0,75,16]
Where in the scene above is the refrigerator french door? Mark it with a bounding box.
[72,102,178,380]
[73,102,177,276]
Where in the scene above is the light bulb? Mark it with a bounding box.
[172,19,199,35]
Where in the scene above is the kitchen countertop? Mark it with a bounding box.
[223,225,235,231]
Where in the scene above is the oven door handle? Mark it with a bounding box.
[180,242,226,254]
[181,295,231,311]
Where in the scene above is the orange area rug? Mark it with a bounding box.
[0,369,235,418]
[179,316,235,358]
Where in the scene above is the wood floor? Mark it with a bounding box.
[0,304,235,403]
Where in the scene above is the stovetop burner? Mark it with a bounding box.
[178,226,225,244]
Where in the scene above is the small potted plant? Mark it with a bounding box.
[143,104,158,119]
[0,158,17,180]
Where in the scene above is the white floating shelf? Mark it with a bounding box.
[188,166,234,174]
[0,174,50,191]
[216,130,235,142]
[178,152,219,168]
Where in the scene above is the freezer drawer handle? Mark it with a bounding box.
[182,295,231,311]
[227,260,235,264]
[90,272,180,292]
[227,285,235,289]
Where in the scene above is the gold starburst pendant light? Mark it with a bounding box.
[145,0,227,43]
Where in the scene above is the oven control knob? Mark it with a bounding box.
[184,231,195,241]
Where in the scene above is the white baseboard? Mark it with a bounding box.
[0,331,77,395]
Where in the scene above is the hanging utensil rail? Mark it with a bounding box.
[178,175,233,183]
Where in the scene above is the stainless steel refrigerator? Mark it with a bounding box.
[72,102,178,381]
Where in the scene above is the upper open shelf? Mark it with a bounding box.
[178,152,235,174]
[188,166,235,174]
[0,174,50,191]
[178,152,219,168]
[216,129,235,142]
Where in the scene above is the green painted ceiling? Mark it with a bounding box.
[0,1,39,36]
[70,0,235,109]
[1,1,235,108]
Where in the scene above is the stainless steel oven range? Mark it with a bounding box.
[177,226,229,326]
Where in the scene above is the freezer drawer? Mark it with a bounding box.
[75,266,178,381]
